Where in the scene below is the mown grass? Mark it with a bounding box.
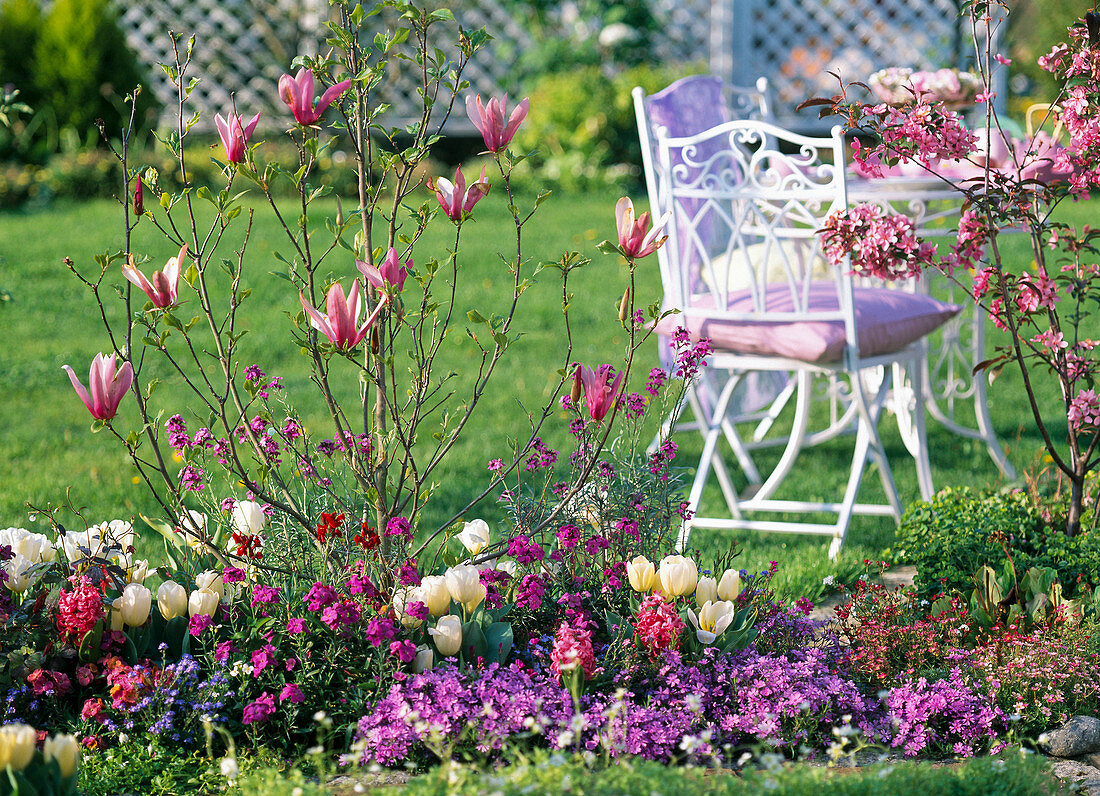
[0,187,1079,598]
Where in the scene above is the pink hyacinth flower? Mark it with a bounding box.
[214,110,261,164]
[63,352,134,421]
[431,166,490,221]
[278,68,352,126]
[357,248,411,298]
[299,280,386,350]
[465,93,528,153]
[615,197,670,259]
[574,364,624,423]
[122,243,187,309]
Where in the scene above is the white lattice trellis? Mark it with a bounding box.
[713,0,1001,129]
[108,0,530,133]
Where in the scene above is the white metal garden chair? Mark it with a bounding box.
[648,120,962,558]
[634,76,792,496]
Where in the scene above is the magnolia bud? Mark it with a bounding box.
[133,174,144,216]
[43,732,80,778]
[157,580,187,620]
[428,615,463,657]
[570,365,583,404]
[0,723,37,771]
[618,286,632,324]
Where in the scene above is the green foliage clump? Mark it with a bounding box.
[894,487,1100,602]
[390,750,1054,796]
[0,0,43,111]
[33,0,156,139]
[513,62,699,191]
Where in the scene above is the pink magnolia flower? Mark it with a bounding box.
[122,243,187,308]
[214,110,261,164]
[573,363,624,422]
[615,196,670,259]
[300,280,387,350]
[430,166,490,220]
[357,248,410,298]
[278,68,351,125]
[63,352,134,421]
[465,93,528,152]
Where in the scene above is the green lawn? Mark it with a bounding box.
[0,188,1076,598]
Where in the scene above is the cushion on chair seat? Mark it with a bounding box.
[655,282,962,363]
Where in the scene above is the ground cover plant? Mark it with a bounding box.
[3,0,1100,793]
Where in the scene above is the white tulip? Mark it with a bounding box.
[686,600,738,645]
[626,555,658,593]
[428,615,463,656]
[456,519,490,555]
[179,510,209,553]
[419,575,452,618]
[231,501,266,535]
[127,558,153,584]
[717,569,742,602]
[120,582,152,627]
[109,597,125,632]
[43,732,79,777]
[444,564,486,613]
[188,588,220,617]
[393,586,425,628]
[157,580,188,620]
[695,575,718,607]
[0,723,37,771]
[413,645,434,673]
[0,528,55,565]
[659,555,698,597]
[195,570,224,600]
[2,554,38,594]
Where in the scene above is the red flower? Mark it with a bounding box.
[232,531,263,560]
[315,512,345,544]
[354,522,380,550]
[56,579,105,639]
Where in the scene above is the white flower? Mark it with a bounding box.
[626,556,658,592]
[220,756,239,781]
[392,586,425,628]
[157,580,188,620]
[179,510,209,553]
[717,569,742,601]
[686,600,737,645]
[695,575,718,606]
[2,554,40,594]
[429,615,463,656]
[444,564,486,613]
[659,555,698,597]
[195,570,224,600]
[231,500,266,535]
[456,519,490,555]
[419,575,452,618]
[119,582,151,626]
[822,575,835,586]
[188,588,220,617]
[0,527,55,565]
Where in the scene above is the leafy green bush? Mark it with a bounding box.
[894,487,1100,602]
[513,62,700,191]
[32,0,157,142]
[388,750,1053,796]
[0,0,43,112]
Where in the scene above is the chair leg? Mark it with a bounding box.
[904,356,935,500]
[974,376,1017,480]
[752,370,812,503]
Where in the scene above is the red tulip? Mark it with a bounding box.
[63,353,134,421]
[430,167,490,221]
[573,364,624,422]
[214,110,261,164]
[465,94,528,153]
[278,68,351,126]
[122,244,187,309]
[300,280,386,350]
[357,249,410,298]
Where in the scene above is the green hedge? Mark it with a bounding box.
[894,486,1100,602]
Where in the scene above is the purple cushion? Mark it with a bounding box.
[655,282,962,363]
